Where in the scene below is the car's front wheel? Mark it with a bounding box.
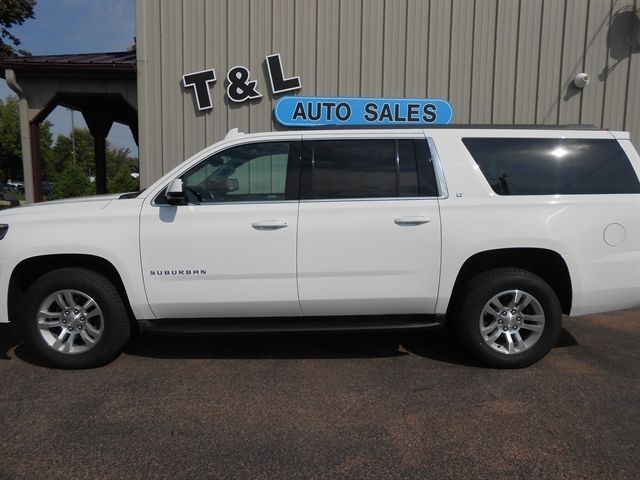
[455,268,562,368]
[23,268,130,368]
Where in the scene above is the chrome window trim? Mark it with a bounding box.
[303,136,443,202]
[150,134,448,205]
[151,195,438,207]
[300,197,439,203]
[150,195,299,207]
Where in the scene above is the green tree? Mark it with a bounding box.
[49,159,92,199]
[0,0,36,57]
[47,127,139,198]
[48,130,94,199]
[0,101,139,199]
[108,163,139,193]
[0,95,52,183]
[47,127,94,196]
[106,145,139,193]
[0,96,21,181]
[107,145,135,173]
[48,128,95,177]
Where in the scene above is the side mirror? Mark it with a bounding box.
[165,178,185,205]
[225,178,239,192]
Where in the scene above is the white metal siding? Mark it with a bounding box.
[137,0,640,187]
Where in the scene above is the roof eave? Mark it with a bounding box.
[0,62,135,73]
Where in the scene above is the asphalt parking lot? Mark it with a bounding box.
[1,310,638,480]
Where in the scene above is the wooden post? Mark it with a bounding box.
[29,122,43,202]
[94,134,107,194]
[83,112,113,195]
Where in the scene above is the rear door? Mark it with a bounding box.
[296,133,443,316]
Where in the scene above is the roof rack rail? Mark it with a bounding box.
[298,124,601,130]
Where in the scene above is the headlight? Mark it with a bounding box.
[0,224,9,240]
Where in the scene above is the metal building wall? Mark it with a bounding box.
[136,0,640,187]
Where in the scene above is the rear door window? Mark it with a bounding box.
[462,137,640,195]
[301,138,439,199]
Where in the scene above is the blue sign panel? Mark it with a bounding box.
[273,96,454,127]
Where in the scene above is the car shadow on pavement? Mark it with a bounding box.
[124,332,414,360]
[401,329,480,365]
[122,330,496,367]
[556,327,579,348]
[0,322,22,360]
[5,322,579,368]
[124,326,579,367]
[404,327,578,363]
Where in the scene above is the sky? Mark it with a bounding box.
[0,0,137,153]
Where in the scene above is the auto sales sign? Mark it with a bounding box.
[273,96,453,127]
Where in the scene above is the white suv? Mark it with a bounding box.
[1,128,639,369]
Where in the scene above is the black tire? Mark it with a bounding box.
[23,268,130,369]
[454,268,562,368]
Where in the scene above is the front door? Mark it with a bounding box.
[139,139,302,319]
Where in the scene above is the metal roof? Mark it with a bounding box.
[0,51,136,76]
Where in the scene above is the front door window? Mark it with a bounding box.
[182,142,293,203]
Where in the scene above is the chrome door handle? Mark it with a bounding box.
[251,220,289,230]
[394,216,431,226]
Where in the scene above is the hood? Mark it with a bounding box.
[36,193,123,205]
[0,194,121,219]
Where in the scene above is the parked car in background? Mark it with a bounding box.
[0,183,20,209]
[6,180,24,193]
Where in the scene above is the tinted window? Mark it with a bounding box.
[303,139,438,199]
[156,142,297,204]
[309,140,397,198]
[463,138,640,195]
[400,139,439,197]
[397,140,420,197]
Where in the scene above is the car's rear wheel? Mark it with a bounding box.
[23,268,130,368]
[455,268,562,368]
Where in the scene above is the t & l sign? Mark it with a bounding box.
[182,53,301,111]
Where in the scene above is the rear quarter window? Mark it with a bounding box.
[462,137,640,195]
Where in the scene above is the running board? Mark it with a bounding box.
[138,314,444,335]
